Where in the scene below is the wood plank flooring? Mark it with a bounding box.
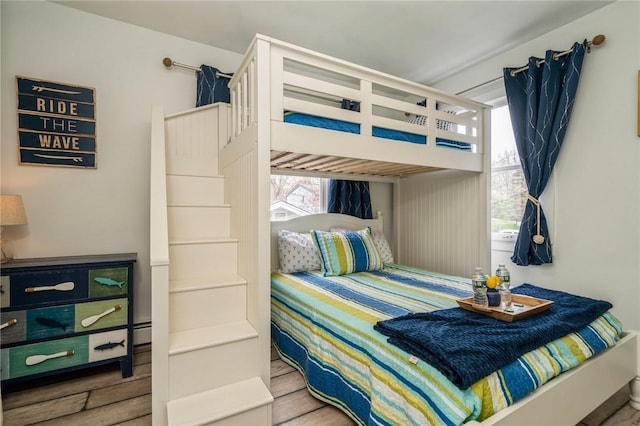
[2,344,152,426]
[2,343,638,425]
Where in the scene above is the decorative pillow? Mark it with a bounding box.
[406,114,427,126]
[406,100,455,131]
[330,227,394,264]
[278,230,322,273]
[371,231,394,264]
[406,113,454,130]
[310,227,383,276]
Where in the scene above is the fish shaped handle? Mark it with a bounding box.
[25,350,74,366]
[81,304,121,328]
[0,319,18,330]
[25,282,75,293]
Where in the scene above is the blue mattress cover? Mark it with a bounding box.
[283,112,471,151]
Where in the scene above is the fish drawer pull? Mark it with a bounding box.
[81,304,121,328]
[35,316,69,332]
[94,277,125,288]
[0,319,18,330]
[94,339,125,351]
[25,350,74,366]
[25,282,75,293]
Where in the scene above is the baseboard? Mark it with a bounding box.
[134,321,152,345]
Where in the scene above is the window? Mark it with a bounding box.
[270,175,327,221]
[491,105,527,243]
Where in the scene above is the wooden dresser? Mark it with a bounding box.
[0,253,136,385]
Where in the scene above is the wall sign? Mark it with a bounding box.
[17,76,96,168]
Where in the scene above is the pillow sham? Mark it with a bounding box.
[406,113,455,130]
[406,101,455,131]
[311,227,383,276]
[330,227,394,264]
[278,230,322,273]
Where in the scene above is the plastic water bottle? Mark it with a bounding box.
[471,267,488,307]
[496,264,512,309]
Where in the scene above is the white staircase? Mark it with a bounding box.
[151,104,272,425]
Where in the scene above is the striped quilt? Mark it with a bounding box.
[271,264,623,425]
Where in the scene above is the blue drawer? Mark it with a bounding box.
[26,305,76,341]
[6,269,88,308]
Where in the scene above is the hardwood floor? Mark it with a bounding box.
[2,344,152,426]
[2,343,638,425]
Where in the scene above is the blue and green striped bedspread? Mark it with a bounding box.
[271,264,622,425]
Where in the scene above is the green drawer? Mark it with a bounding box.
[89,267,129,298]
[75,298,127,332]
[8,335,89,379]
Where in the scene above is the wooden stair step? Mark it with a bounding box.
[168,206,231,240]
[166,172,224,179]
[168,203,230,208]
[168,286,247,333]
[169,237,237,245]
[166,174,225,206]
[169,321,257,356]
[166,377,273,426]
[168,239,238,280]
[169,275,247,293]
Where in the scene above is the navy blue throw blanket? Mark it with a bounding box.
[374,284,612,389]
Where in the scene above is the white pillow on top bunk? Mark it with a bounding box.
[406,109,454,131]
[330,227,394,264]
[278,230,322,273]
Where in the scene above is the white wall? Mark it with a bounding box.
[369,181,394,242]
[0,2,243,334]
[435,1,640,329]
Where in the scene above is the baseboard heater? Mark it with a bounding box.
[133,321,152,345]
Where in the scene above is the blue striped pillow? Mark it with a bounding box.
[310,227,383,276]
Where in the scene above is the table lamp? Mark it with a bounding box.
[0,194,27,263]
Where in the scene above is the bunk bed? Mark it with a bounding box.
[220,34,639,425]
[224,35,489,179]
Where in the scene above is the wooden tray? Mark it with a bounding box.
[456,294,553,322]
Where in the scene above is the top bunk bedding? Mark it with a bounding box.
[227,34,490,178]
[283,112,473,150]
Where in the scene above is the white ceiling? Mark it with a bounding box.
[55,1,611,85]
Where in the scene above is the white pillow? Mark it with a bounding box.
[406,114,427,126]
[278,230,322,273]
[372,230,394,264]
[329,227,394,264]
[406,111,454,130]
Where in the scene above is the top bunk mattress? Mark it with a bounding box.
[283,112,472,151]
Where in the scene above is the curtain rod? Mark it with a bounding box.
[455,34,606,96]
[162,57,233,79]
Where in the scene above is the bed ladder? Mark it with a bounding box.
[150,104,272,425]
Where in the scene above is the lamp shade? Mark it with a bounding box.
[0,195,27,226]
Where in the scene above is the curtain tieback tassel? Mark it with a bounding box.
[527,195,545,245]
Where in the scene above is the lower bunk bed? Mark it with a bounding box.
[270,213,640,426]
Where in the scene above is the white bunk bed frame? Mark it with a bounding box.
[225,35,489,179]
[221,34,639,425]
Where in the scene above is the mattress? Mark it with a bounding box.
[283,112,472,151]
[271,264,622,425]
